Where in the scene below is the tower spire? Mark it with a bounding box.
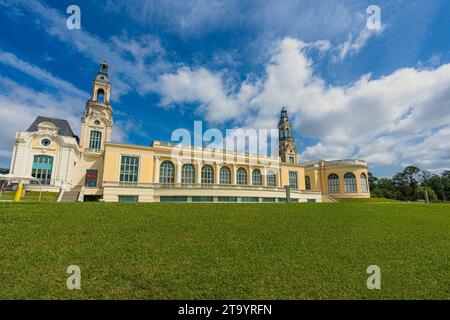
[278,107,298,164]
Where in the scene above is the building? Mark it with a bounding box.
[8,62,370,202]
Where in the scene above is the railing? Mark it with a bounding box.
[85,148,103,154]
[102,181,322,194]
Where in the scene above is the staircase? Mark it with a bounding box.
[60,189,80,202]
[322,195,339,203]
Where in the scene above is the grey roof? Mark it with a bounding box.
[27,116,79,143]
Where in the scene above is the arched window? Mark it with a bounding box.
[219,167,231,185]
[280,130,285,139]
[252,169,262,186]
[201,165,214,184]
[266,170,276,187]
[344,173,357,193]
[89,131,102,150]
[286,129,290,138]
[181,164,195,184]
[97,89,105,103]
[31,155,54,185]
[305,176,311,190]
[360,173,368,193]
[289,156,295,164]
[328,174,340,193]
[160,161,175,184]
[236,168,247,185]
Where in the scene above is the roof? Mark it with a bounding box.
[27,116,79,142]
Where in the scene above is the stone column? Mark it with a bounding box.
[231,164,237,185]
[249,166,253,186]
[154,156,160,183]
[176,159,182,184]
[262,168,267,187]
[196,160,202,184]
[215,162,220,184]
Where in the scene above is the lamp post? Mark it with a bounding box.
[442,185,446,202]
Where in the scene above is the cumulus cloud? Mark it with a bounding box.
[157,37,450,171]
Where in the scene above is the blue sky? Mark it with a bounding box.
[1,0,450,177]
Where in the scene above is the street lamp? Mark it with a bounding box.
[441,185,446,202]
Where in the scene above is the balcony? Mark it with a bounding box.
[84,148,103,155]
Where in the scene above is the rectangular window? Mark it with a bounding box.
[218,197,237,202]
[307,199,317,203]
[289,171,298,189]
[160,196,188,202]
[278,198,287,203]
[120,156,139,183]
[240,197,259,202]
[31,155,53,185]
[89,131,102,150]
[192,196,214,202]
[118,195,139,203]
[262,198,276,202]
[85,169,98,187]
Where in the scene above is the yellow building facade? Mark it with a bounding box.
[9,62,370,202]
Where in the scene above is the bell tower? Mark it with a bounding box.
[278,107,298,163]
[80,61,113,152]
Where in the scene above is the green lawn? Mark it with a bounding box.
[0,191,59,202]
[0,202,448,299]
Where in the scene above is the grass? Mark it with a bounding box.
[338,197,401,203]
[0,191,59,202]
[0,202,449,300]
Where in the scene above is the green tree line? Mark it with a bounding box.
[369,166,450,201]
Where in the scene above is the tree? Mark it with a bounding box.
[368,172,378,192]
[416,186,437,201]
[392,166,421,201]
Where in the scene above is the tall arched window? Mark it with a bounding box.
[280,130,285,139]
[237,168,247,185]
[220,167,231,184]
[160,161,175,184]
[97,89,105,103]
[252,169,262,186]
[328,174,340,193]
[31,155,54,185]
[201,165,214,184]
[344,173,357,193]
[89,131,102,150]
[286,129,290,138]
[360,173,368,193]
[266,170,276,187]
[181,164,195,184]
[305,176,311,190]
[289,156,295,164]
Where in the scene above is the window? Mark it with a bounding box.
[241,197,259,202]
[118,195,138,203]
[280,130,285,139]
[94,120,101,126]
[201,165,214,184]
[97,89,105,103]
[328,174,340,193]
[289,171,298,189]
[41,138,51,147]
[262,198,276,202]
[89,131,102,150]
[252,169,262,186]
[267,170,276,187]
[120,156,139,183]
[31,155,53,185]
[85,169,98,187]
[219,166,231,184]
[278,198,287,203]
[181,164,195,184]
[344,173,357,193]
[286,129,290,137]
[237,168,247,185]
[218,197,237,202]
[160,161,175,184]
[361,173,368,193]
[160,196,188,202]
[305,176,311,190]
[289,156,295,164]
[192,196,214,202]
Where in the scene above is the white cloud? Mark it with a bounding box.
[336,27,383,61]
[157,37,450,172]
